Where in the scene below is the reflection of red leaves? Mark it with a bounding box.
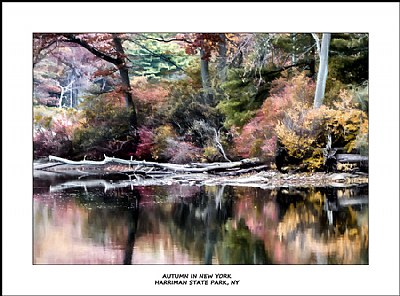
[136,186,155,202]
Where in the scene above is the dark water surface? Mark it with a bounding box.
[33,176,368,264]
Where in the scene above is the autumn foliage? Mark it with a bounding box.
[33,33,368,170]
[34,107,79,158]
[233,71,368,171]
[274,85,368,171]
[235,73,315,159]
[131,77,170,126]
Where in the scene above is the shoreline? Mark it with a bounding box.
[34,167,368,191]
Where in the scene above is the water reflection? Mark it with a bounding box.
[33,178,368,264]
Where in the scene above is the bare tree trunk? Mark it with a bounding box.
[200,49,211,93]
[57,81,64,108]
[69,79,74,108]
[45,155,263,175]
[313,33,331,108]
[291,33,297,65]
[214,128,231,162]
[217,34,227,83]
[309,46,316,79]
[56,80,74,108]
[112,34,138,130]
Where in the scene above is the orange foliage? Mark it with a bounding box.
[131,77,170,125]
[275,88,369,170]
[235,73,315,158]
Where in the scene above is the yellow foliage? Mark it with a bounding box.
[304,149,324,172]
[151,124,176,160]
[336,162,357,172]
[203,146,219,161]
[249,139,264,157]
[275,86,368,170]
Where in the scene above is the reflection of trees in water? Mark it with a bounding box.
[275,187,368,264]
[73,187,141,264]
[166,186,234,263]
[33,193,128,264]
[165,186,271,264]
[227,186,368,264]
[216,218,271,264]
[34,182,368,264]
[71,184,207,263]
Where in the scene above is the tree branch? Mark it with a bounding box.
[214,128,231,162]
[257,60,310,77]
[137,33,193,44]
[311,33,321,55]
[128,39,185,71]
[33,38,59,66]
[61,34,122,65]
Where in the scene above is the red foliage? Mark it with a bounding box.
[33,117,75,158]
[132,78,169,106]
[235,73,315,158]
[93,68,118,78]
[36,97,60,107]
[134,126,155,160]
[181,33,224,61]
[163,139,202,164]
[42,84,61,94]
[131,77,170,125]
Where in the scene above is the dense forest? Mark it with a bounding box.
[33,33,368,173]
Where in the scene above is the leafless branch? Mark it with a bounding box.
[311,33,321,55]
[136,33,193,44]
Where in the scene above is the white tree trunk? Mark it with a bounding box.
[56,80,74,108]
[313,33,331,108]
[56,81,64,108]
[213,128,231,162]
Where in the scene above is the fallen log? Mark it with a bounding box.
[33,162,63,170]
[336,154,368,163]
[42,169,368,192]
[46,155,263,175]
[334,154,368,173]
[220,164,270,176]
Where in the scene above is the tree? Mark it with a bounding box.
[183,33,227,97]
[328,33,368,85]
[125,33,193,80]
[217,33,228,83]
[34,33,138,133]
[313,33,331,108]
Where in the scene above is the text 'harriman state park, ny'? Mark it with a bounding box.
[154,273,240,286]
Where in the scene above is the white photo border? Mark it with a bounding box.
[3,2,399,295]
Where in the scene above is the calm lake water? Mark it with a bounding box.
[33,176,368,264]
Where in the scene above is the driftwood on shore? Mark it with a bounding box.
[44,170,368,192]
[40,155,265,175]
[336,154,368,163]
[33,155,369,190]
